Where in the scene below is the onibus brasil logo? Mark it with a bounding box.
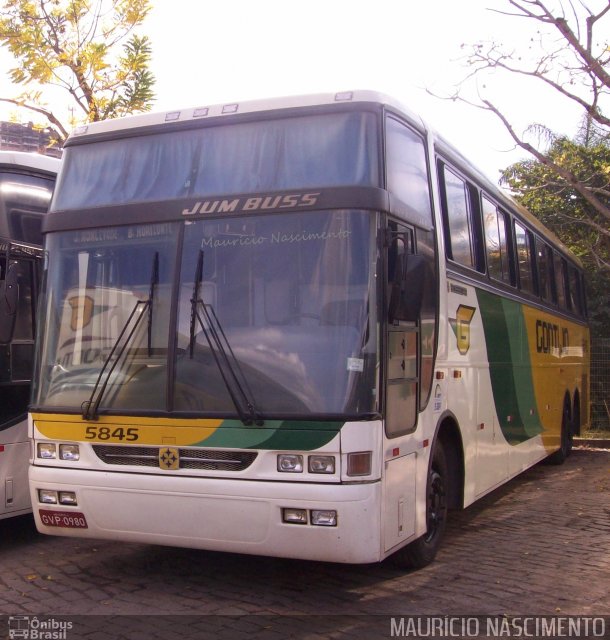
[8,616,73,639]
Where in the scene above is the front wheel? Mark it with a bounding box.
[392,441,448,569]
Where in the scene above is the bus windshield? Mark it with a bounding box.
[33,210,379,418]
[52,111,379,211]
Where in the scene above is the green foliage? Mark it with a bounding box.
[0,0,155,142]
[503,138,609,267]
[502,137,609,325]
[97,34,155,120]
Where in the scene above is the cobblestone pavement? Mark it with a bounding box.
[0,448,608,639]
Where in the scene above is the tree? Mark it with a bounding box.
[502,135,610,273]
[451,0,610,230]
[0,0,155,144]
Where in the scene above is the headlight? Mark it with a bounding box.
[308,455,335,474]
[58,491,78,506]
[59,444,80,461]
[38,489,58,504]
[282,508,308,524]
[311,510,337,526]
[277,454,303,473]
[37,443,57,459]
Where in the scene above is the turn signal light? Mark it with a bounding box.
[347,451,372,477]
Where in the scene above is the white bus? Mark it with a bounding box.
[29,92,588,566]
[0,151,59,520]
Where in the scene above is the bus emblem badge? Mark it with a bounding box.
[450,305,477,355]
[159,447,180,470]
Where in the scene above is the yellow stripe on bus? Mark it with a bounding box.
[521,309,589,451]
[31,413,224,446]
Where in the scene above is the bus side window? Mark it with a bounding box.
[535,237,551,302]
[514,221,535,294]
[482,196,511,284]
[385,117,433,227]
[12,261,34,341]
[546,246,558,305]
[553,253,567,309]
[386,223,416,324]
[439,164,476,269]
[386,221,419,437]
[568,266,584,316]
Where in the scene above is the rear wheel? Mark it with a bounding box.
[572,396,581,436]
[547,400,573,465]
[392,441,448,569]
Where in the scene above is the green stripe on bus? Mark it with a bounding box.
[477,290,542,444]
[256,421,343,450]
[194,420,343,450]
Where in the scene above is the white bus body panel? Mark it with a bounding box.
[0,419,31,519]
[29,466,384,564]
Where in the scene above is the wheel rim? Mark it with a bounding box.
[424,468,446,543]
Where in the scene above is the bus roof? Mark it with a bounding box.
[65,90,422,141]
[0,150,60,176]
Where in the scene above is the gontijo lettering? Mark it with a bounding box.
[536,319,569,354]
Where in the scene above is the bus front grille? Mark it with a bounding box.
[92,445,258,471]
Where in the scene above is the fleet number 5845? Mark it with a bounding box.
[85,426,139,441]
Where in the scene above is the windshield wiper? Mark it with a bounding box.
[147,251,159,357]
[189,249,263,426]
[82,252,159,421]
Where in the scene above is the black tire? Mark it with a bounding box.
[392,440,448,569]
[547,400,573,465]
[572,397,581,437]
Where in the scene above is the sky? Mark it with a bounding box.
[0,0,593,183]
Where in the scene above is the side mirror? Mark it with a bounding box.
[389,254,426,324]
[0,264,19,343]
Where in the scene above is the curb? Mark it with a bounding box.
[574,437,610,449]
